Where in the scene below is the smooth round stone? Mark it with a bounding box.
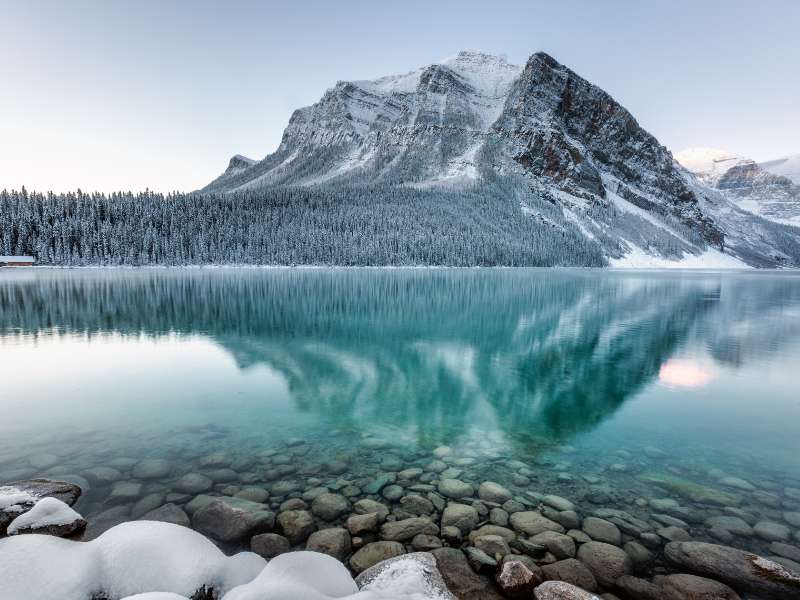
[433,446,452,458]
[662,573,741,599]
[784,512,800,528]
[279,498,307,512]
[311,493,350,521]
[28,453,60,470]
[754,521,791,542]
[576,541,632,587]
[350,541,405,573]
[557,510,580,530]
[400,495,434,515]
[530,531,576,560]
[205,468,238,483]
[623,541,652,566]
[353,499,389,520]
[174,473,213,494]
[438,479,474,499]
[301,486,330,501]
[277,509,314,545]
[540,559,598,592]
[131,492,166,519]
[581,516,622,545]
[658,525,691,542]
[474,534,511,558]
[83,466,122,484]
[490,507,510,527]
[478,482,512,504]
[271,480,300,496]
[510,511,565,536]
[441,503,479,535]
[347,512,380,536]
[718,476,755,491]
[382,485,404,501]
[108,481,142,503]
[411,534,442,551]
[198,452,232,468]
[132,458,171,479]
[140,503,190,527]
[235,487,269,503]
[705,515,753,537]
[650,497,680,511]
[250,533,290,559]
[542,494,575,512]
[305,527,352,561]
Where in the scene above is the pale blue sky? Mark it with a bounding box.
[2,0,798,193]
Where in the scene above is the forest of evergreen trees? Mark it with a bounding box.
[0,185,608,266]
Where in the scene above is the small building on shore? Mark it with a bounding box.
[0,256,35,267]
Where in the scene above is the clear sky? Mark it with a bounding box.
[2,0,798,193]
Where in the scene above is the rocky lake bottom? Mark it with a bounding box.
[2,268,800,598]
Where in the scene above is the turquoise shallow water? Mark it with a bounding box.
[1,268,799,554]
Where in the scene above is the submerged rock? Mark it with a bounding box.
[660,573,741,600]
[192,497,274,544]
[664,541,800,599]
[576,541,632,587]
[140,503,190,527]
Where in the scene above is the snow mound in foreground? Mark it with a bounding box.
[0,521,452,600]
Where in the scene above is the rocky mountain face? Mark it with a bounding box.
[677,150,800,227]
[204,51,800,267]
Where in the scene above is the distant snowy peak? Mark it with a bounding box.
[760,154,800,184]
[674,147,749,177]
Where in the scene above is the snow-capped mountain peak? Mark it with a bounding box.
[674,147,749,177]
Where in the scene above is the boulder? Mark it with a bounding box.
[534,581,601,599]
[250,532,290,560]
[276,509,315,545]
[311,493,350,521]
[350,541,405,573]
[664,541,800,599]
[541,558,597,591]
[132,458,171,479]
[510,511,565,536]
[442,503,479,535]
[346,512,380,536]
[174,473,213,494]
[432,547,506,600]
[192,497,274,544]
[306,527,352,561]
[661,573,741,600]
[6,497,86,537]
[438,479,475,499]
[576,541,632,587]
[495,559,542,599]
[478,482,512,504]
[356,552,456,599]
[380,517,438,542]
[581,516,622,545]
[1,479,82,536]
[530,531,576,559]
[140,503,190,527]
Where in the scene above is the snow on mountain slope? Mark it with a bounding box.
[674,147,749,181]
[760,154,800,184]
[201,51,800,268]
[676,148,800,226]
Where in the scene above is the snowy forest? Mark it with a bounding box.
[0,185,613,266]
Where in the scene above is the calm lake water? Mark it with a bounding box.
[1,268,799,555]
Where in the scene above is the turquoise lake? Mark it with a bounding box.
[1,268,799,555]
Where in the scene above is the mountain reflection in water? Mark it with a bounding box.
[1,269,799,451]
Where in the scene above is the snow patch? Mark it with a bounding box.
[674,147,748,175]
[0,486,37,512]
[610,244,750,269]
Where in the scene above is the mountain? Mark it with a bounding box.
[199,51,800,268]
[760,154,800,185]
[676,147,800,227]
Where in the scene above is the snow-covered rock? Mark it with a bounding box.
[7,497,86,537]
[0,522,454,600]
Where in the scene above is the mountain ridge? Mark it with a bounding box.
[200,50,800,268]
